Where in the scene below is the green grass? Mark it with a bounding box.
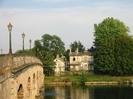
[44,72,133,85]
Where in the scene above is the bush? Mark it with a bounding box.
[79,72,87,85]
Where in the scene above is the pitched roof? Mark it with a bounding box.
[70,51,91,56]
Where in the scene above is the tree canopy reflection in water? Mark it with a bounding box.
[43,86,133,99]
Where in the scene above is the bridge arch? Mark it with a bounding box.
[27,77,31,97]
[17,84,24,99]
[33,73,35,89]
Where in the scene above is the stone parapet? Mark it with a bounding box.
[13,55,42,69]
[0,54,42,72]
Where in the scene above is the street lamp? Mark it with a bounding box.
[8,22,13,54]
[22,33,25,51]
[29,39,32,50]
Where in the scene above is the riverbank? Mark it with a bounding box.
[44,72,133,86]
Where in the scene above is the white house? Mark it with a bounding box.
[54,55,65,76]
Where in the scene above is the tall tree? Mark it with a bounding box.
[33,34,65,76]
[34,40,42,58]
[70,41,85,52]
[42,34,65,57]
[114,35,133,75]
[93,17,133,75]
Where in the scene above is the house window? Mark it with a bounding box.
[73,57,76,61]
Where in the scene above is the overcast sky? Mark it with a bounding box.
[0,0,133,54]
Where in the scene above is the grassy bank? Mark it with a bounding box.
[44,72,133,86]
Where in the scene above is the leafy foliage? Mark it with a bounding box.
[70,41,85,52]
[94,17,133,75]
[114,35,133,75]
[33,34,65,76]
[15,49,35,56]
[64,49,70,61]
[79,72,87,85]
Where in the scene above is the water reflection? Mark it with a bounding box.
[42,86,133,99]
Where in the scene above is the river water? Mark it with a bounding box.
[42,85,133,99]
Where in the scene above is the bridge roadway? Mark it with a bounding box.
[0,54,44,99]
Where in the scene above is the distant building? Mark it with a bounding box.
[69,48,93,72]
[54,55,65,76]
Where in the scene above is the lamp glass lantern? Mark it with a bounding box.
[8,22,13,32]
[22,33,25,38]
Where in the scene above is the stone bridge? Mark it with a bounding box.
[0,54,44,99]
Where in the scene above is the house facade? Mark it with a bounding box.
[70,49,93,72]
[54,55,65,76]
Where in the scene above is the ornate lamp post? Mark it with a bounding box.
[8,22,13,54]
[22,33,25,51]
[29,39,32,50]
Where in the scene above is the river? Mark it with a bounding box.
[41,85,133,99]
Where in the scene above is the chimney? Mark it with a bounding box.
[76,48,79,54]
[69,48,71,54]
[56,54,59,58]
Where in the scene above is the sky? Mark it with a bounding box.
[0,0,133,53]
